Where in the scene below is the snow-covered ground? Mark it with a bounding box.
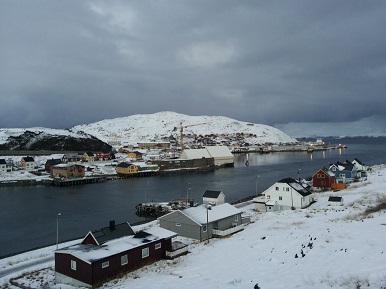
[1,166,386,289]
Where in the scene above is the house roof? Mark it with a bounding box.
[117,162,132,168]
[83,222,135,245]
[22,156,35,162]
[181,149,212,159]
[181,203,241,224]
[328,196,343,202]
[46,159,62,166]
[353,158,364,165]
[204,146,233,158]
[278,178,312,197]
[266,200,277,206]
[313,168,335,178]
[202,190,224,198]
[57,226,177,264]
[330,161,355,171]
[62,153,81,158]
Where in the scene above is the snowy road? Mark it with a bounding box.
[0,255,53,278]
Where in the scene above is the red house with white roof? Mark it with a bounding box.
[55,221,184,288]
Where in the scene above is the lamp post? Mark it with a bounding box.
[298,169,301,183]
[186,183,191,206]
[56,213,61,250]
[206,205,211,243]
[255,175,259,195]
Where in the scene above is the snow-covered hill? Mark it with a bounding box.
[0,128,111,151]
[72,111,297,146]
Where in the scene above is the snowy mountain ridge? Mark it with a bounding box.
[72,111,297,146]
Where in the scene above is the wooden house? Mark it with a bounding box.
[329,161,358,183]
[115,162,159,177]
[158,203,249,241]
[262,178,314,211]
[96,152,111,161]
[0,159,11,173]
[45,158,62,173]
[82,152,95,162]
[312,168,336,189]
[202,190,226,205]
[61,154,82,163]
[20,156,37,171]
[127,151,143,160]
[351,158,369,172]
[55,221,180,288]
[51,164,85,178]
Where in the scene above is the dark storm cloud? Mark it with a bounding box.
[1,1,385,128]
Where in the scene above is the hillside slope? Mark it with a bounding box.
[72,111,297,146]
[0,128,112,152]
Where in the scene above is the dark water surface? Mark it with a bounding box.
[1,137,385,257]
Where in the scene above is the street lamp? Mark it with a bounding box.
[298,169,301,183]
[206,205,211,243]
[255,175,259,195]
[186,183,191,206]
[56,213,61,250]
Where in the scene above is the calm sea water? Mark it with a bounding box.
[1,137,385,257]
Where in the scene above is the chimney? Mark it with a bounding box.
[109,220,115,231]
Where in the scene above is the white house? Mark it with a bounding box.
[262,178,314,211]
[351,158,369,171]
[20,156,37,171]
[202,190,225,205]
[0,159,8,174]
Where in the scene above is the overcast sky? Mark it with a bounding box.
[1,1,386,129]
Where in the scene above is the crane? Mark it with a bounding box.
[173,122,210,152]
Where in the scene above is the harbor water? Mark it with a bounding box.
[0,137,385,258]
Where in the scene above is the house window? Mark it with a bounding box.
[286,188,289,191]
[176,223,181,227]
[321,181,326,185]
[102,261,109,268]
[71,260,77,271]
[121,255,128,266]
[142,247,149,258]
[339,174,346,178]
[235,215,239,222]
[275,187,279,191]
[155,243,161,250]
[279,196,282,200]
[202,225,207,232]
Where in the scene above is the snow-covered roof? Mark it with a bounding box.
[181,149,211,159]
[204,146,233,158]
[181,203,241,224]
[56,226,177,264]
[202,190,224,198]
[278,178,312,196]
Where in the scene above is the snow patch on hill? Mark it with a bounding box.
[0,128,92,145]
[72,111,297,145]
